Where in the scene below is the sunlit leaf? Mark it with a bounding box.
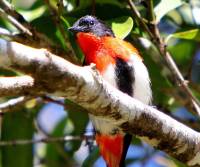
[19,6,47,22]
[108,16,133,39]
[166,29,200,42]
[25,99,37,109]
[154,0,184,22]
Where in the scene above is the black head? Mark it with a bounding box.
[68,15,115,37]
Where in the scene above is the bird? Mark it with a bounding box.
[68,15,152,167]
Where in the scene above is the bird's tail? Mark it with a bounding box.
[96,133,132,167]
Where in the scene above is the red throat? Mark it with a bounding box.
[76,32,101,55]
[76,32,142,73]
[76,32,115,73]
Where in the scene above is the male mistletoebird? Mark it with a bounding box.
[68,15,152,167]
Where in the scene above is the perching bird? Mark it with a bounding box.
[68,15,152,167]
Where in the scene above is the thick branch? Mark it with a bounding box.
[0,39,200,166]
[0,76,35,96]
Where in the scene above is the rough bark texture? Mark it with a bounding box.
[0,39,200,166]
[0,76,35,96]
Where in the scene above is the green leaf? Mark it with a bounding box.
[168,40,196,68]
[82,147,100,167]
[166,29,200,42]
[96,0,122,6]
[45,117,73,167]
[67,3,130,20]
[154,0,184,22]
[73,0,122,10]
[61,16,85,62]
[1,109,34,167]
[18,6,47,22]
[31,16,61,46]
[169,157,187,167]
[107,16,133,39]
[65,99,89,153]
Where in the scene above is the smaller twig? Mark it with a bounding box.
[0,27,21,42]
[0,27,35,45]
[91,0,96,15]
[128,0,200,117]
[147,0,200,111]
[0,135,94,146]
[127,0,154,40]
[75,0,80,7]
[0,27,13,36]
[0,8,32,36]
[146,0,161,41]
[57,0,65,15]
[0,96,31,115]
[0,0,12,9]
[0,0,68,57]
[42,95,64,106]
[44,0,79,64]
[0,0,27,24]
[147,0,154,21]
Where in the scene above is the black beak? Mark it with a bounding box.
[68,26,80,33]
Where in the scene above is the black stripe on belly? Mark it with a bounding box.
[115,57,135,96]
[115,58,134,166]
[119,134,132,167]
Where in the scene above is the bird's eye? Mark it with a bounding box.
[78,19,94,26]
[89,21,94,25]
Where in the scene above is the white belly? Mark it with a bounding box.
[90,55,152,134]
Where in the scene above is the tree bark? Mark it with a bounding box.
[0,39,200,166]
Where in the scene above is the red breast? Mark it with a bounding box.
[76,32,142,73]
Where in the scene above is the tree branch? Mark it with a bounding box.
[0,96,31,115]
[0,27,15,38]
[0,0,28,24]
[0,76,35,97]
[128,0,200,117]
[0,135,94,146]
[43,0,79,64]
[0,39,200,166]
[0,8,32,36]
[0,0,71,59]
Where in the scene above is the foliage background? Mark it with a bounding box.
[0,0,200,166]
